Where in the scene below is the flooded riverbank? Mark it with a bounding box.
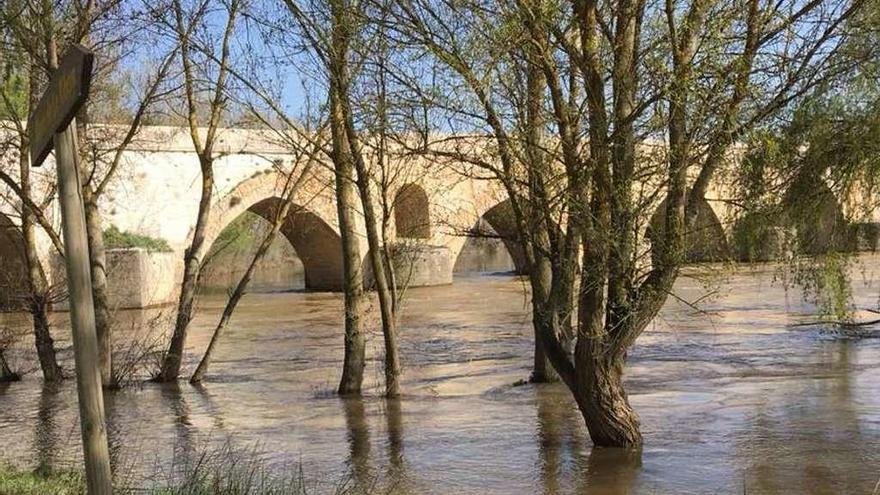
[1,258,879,493]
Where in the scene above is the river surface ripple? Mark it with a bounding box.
[1,258,879,494]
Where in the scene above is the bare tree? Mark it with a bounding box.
[155,0,241,382]
[190,138,323,383]
[389,0,865,446]
[281,0,403,396]
[0,0,176,385]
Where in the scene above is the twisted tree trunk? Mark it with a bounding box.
[574,354,641,447]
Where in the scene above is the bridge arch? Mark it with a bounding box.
[394,183,431,239]
[452,198,528,275]
[0,213,28,310]
[201,172,344,291]
[783,180,849,254]
[648,196,730,263]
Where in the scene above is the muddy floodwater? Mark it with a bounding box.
[2,257,880,494]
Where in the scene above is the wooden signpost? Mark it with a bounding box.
[29,44,113,495]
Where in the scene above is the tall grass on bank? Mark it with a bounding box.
[1,441,371,494]
[146,441,362,495]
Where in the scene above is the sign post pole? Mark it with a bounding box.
[30,44,112,494]
[54,123,113,495]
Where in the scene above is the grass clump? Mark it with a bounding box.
[0,464,84,495]
[104,225,172,252]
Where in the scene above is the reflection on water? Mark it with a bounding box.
[1,258,880,493]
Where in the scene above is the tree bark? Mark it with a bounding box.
[158,158,214,382]
[0,350,18,382]
[331,83,368,396]
[329,0,401,396]
[353,187,402,397]
[19,134,63,383]
[31,295,61,382]
[188,245,258,383]
[574,354,642,448]
[529,261,559,383]
[83,190,112,387]
[190,159,312,383]
[523,35,558,384]
[342,109,402,398]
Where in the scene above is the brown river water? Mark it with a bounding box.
[1,255,880,494]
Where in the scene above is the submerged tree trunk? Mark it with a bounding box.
[328,0,391,396]
[191,160,313,384]
[31,295,61,382]
[19,137,62,383]
[189,237,267,384]
[523,34,561,384]
[531,321,558,383]
[574,354,641,447]
[529,268,559,384]
[341,105,402,398]
[158,160,214,382]
[83,190,112,387]
[331,89,368,396]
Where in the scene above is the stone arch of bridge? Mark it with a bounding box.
[783,179,849,254]
[200,172,344,291]
[394,183,431,240]
[647,196,730,263]
[451,198,529,275]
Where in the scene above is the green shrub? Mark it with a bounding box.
[104,226,172,252]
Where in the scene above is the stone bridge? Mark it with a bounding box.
[1,126,876,310]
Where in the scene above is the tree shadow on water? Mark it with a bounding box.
[534,384,642,494]
[577,446,642,494]
[342,396,374,491]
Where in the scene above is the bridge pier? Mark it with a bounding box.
[50,248,179,310]
[365,243,454,288]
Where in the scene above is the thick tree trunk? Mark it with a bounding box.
[31,296,62,382]
[529,259,559,383]
[530,309,559,383]
[158,160,214,382]
[83,192,112,387]
[574,355,642,448]
[19,138,62,383]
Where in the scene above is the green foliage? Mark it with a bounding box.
[735,20,880,320]
[0,446,362,494]
[0,71,29,120]
[206,212,261,259]
[789,252,856,323]
[103,226,172,252]
[151,443,314,495]
[732,211,790,262]
[0,464,84,495]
